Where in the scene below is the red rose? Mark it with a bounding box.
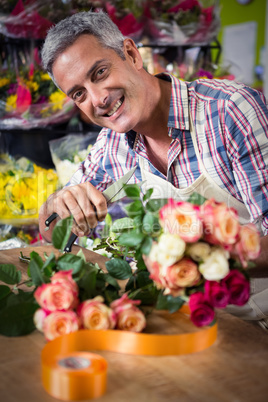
[204,280,229,308]
[222,270,250,306]
[189,292,215,327]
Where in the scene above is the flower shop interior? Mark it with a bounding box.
[1,1,268,402]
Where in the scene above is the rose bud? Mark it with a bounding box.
[233,223,261,268]
[202,199,239,248]
[77,296,116,330]
[222,270,250,306]
[159,199,202,243]
[204,280,229,308]
[43,310,80,341]
[189,292,215,327]
[34,281,79,312]
[111,294,146,333]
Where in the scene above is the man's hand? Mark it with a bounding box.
[39,182,108,242]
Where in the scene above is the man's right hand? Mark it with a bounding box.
[39,182,108,242]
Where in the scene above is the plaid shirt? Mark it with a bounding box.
[70,73,268,235]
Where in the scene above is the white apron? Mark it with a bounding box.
[139,114,268,330]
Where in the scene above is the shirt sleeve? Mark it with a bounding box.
[225,86,268,235]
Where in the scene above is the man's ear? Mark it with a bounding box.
[123,38,143,70]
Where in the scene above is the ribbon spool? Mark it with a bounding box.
[42,306,217,400]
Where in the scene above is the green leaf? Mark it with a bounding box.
[0,264,21,285]
[125,275,136,292]
[106,258,133,280]
[156,293,185,313]
[42,252,56,271]
[125,200,144,217]
[111,217,134,233]
[136,271,152,288]
[52,216,73,251]
[141,236,153,255]
[143,188,154,202]
[103,273,120,290]
[28,256,45,287]
[30,251,44,269]
[187,192,207,206]
[57,254,85,274]
[123,184,141,199]
[118,232,145,247]
[146,199,167,212]
[142,213,161,235]
[0,302,38,336]
[0,285,11,302]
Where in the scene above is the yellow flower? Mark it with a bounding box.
[41,73,51,81]
[0,77,10,87]
[5,94,17,111]
[26,80,39,92]
[49,90,66,111]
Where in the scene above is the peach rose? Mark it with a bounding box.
[34,281,79,312]
[51,270,79,295]
[43,310,80,341]
[77,296,116,330]
[159,199,202,243]
[202,199,239,248]
[165,257,201,288]
[233,223,261,267]
[111,294,146,333]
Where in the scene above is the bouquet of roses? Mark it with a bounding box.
[0,185,260,340]
[0,61,76,129]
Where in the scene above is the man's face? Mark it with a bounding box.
[52,34,145,133]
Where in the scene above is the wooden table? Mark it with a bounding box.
[1,246,268,402]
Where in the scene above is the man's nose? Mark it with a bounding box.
[90,87,108,108]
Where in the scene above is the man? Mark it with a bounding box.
[39,11,268,325]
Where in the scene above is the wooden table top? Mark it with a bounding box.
[1,245,268,402]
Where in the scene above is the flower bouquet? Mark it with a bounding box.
[0,0,71,39]
[145,0,221,45]
[0,153,58,225]
[0,185,260,339]
[0,62,76,129]
[104,0,146,41]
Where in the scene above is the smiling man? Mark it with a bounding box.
[39,11,268,325]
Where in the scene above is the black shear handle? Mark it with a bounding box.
[45,212,78,253]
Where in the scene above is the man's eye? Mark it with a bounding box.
[73,90,83,100]
[96,68,106,77]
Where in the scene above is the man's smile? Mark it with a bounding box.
[105,96,124,118]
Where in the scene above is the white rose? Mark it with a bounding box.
[199,247,230,281]
[156,233,186,267]
[187,242,211,262]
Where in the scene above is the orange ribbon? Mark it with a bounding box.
[42,307,217,400]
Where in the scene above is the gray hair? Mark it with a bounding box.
[41,10,126,85]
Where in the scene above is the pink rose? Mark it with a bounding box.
[159,199,202,243]
[43,310,80,341]
[204,280,229,308]
[233,223,261,267]
[189,292,215,327]
[51,270,79,295]
[77,296,116,330]
[165,257,201,290]
[34,281,79,312]
[111,294,146,333]
[222,270,250,306]
[202,199,239,248]
[33,308,50,332]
